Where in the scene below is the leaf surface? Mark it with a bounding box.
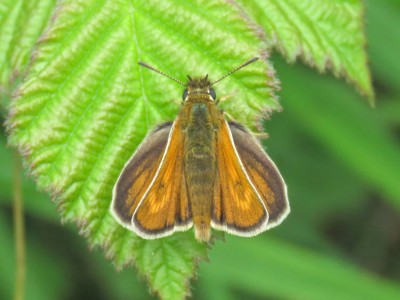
[235,0,373,99]
[0,0,57,99]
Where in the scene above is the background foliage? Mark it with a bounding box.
[1,0,400,299]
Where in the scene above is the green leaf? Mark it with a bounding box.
[235,0,374,99]
[0,0,57,100]
[276,57,400,207]
[7,0,278,298]
[200,236,400,299]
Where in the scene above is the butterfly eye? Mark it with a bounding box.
[209,88,216,100]
[182,89,188,100]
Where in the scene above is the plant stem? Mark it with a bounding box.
[13,152,25,300]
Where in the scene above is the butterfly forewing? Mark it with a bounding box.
[228,122,289,227]
[132,119,192,238]
[111,122,173,226]
[212,120,268,236]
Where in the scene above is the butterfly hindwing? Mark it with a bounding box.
[228,122,289,228]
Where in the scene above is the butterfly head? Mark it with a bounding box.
[183,75,216,102]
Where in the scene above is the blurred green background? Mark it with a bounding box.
[1,0,400,299]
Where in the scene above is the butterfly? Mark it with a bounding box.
[111,57,289,242]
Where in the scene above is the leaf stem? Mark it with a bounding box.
[13,152,25,300]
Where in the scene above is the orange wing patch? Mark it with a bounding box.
[212,120,268,236]
[132,121,192,238]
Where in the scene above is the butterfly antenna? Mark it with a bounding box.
[210,57,259,86]
[138,62,186,86]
